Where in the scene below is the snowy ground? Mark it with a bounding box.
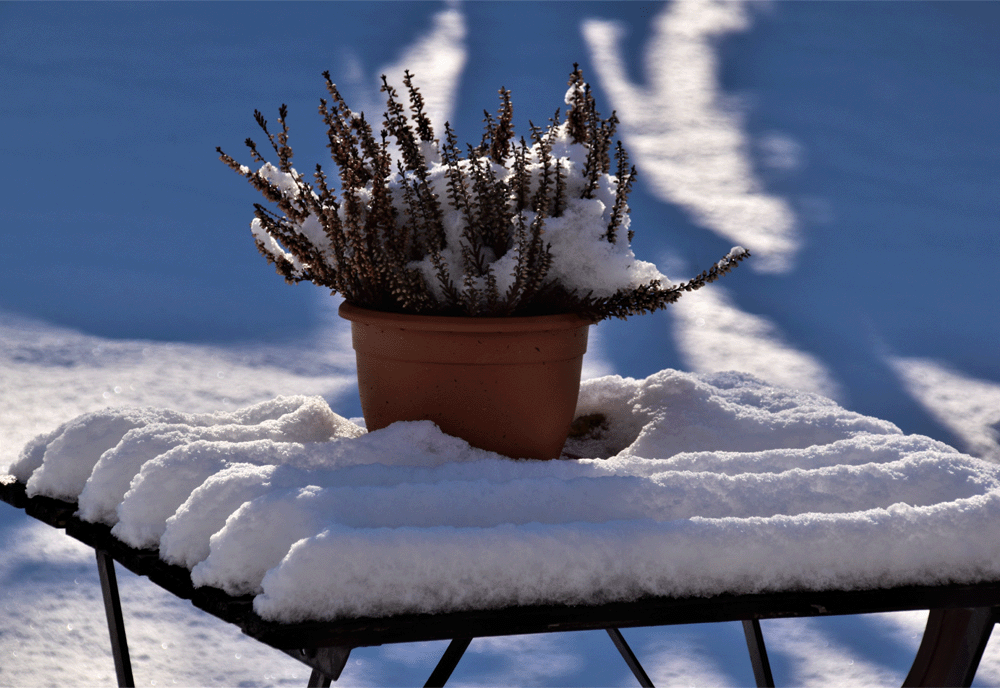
[2,1,998,686]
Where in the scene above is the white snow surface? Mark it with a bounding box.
[8,368,1000,624]
[79,395,359,527]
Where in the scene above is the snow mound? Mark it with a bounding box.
[78,395,357,526]
[9,369,1000,623]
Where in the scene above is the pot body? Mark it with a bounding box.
[339,303,591,460]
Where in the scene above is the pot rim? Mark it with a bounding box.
[339,302,594,333]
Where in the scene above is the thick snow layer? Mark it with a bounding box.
[8,369,1000,624]
[79,395,358,526]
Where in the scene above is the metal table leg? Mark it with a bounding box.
[607,628,654,687]
[286,646,351,686]
[424,637,473,687]
[904,607,999,687]
[742,619,775,687]
[307,667,333,687]
[96,549,135,687]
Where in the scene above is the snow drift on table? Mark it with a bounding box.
[7,369,1000,623]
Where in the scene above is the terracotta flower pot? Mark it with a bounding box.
[339,303,592,460]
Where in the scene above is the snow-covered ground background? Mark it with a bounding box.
[2,1,998,686]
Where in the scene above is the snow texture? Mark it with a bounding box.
[8,369,999,624]
[78,395,358,526]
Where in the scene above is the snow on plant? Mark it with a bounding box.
[218,65,750,319]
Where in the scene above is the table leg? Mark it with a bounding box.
[285,646,351,685]
[903,607,998,687]
[307,667,333,687]
[424,637,473,687]
[742,619,775,687]
[96,549,135,687]
[607,628,654,687]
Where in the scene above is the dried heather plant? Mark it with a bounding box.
[218,65,750,320]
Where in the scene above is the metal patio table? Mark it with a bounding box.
[2,477,998,687]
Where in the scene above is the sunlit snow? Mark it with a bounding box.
[3,0,999,685]
[10,369,1000,626]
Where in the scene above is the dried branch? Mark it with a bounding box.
[219,67,750,320]
[605,141,636,244]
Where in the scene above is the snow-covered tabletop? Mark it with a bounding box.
[7,369,1000,624]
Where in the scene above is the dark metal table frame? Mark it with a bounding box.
[3,478,998,687]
